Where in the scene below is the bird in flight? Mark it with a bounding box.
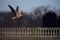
[8,5,27,20]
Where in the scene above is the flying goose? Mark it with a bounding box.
[8,5,27,20]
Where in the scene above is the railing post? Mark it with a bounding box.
[0,27,60,37]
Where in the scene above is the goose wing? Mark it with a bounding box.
[8,5,17,16]
[16,6,19,12]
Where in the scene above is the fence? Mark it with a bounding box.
[0,27,60,37]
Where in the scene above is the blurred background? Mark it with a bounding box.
[0,0,60,27]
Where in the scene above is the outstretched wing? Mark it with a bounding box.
[8,5,16,16]
[16,6,19,12]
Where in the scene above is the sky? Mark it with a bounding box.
[0,0,60,12]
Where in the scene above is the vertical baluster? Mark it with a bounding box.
[5,28,6,36]
[52,29,53,36]
[46,29,48,36]
[43,28,44,36]
[48,28,49,36]
[16,28,17,36]
[41,28,44,36]
[20,28,22,36]
[55,29,57,36]
[54,29,55,36]
[25,28,26,36]
[38,28,40,36]
[35,28,36,37]
[57,29,59,36]
[1,28,2,36]
[51,29,52,36]
[30,28,32,36]
[49,28,50,36]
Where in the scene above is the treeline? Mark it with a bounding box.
[0,6,60,27]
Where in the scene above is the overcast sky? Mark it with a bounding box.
[0,0,60,12]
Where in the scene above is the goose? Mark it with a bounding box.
[8,5,27,20]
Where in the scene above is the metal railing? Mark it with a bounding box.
[0,27,60,37]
